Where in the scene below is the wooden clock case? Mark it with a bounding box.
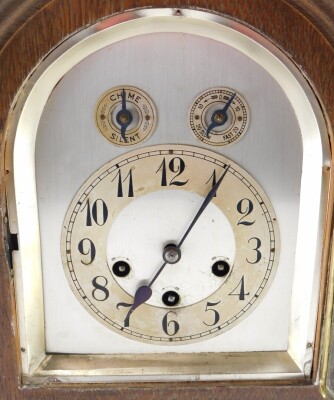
[0,0,333,399]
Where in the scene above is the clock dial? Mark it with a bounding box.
[95,85,157,146]
[189,88,249,146]
[61,145,279,344]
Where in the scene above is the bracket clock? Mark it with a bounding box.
[0,1,334,399]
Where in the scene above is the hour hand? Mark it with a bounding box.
[124,285,152,327]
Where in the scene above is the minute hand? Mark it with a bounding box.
[149,163,230,287]
[177,164,230,248]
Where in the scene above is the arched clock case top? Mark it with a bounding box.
[0,1,334,400]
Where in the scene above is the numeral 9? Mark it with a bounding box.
[78,238,96,265]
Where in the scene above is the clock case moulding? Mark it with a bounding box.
[0,1,334,399]
[4,7,329,382]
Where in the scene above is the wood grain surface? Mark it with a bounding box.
[0,1,333,399]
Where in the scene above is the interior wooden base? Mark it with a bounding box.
[24,352,301,384]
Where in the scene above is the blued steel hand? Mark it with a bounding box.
[206,92,236,138]
[124,164,230,327]
[116,89,133,142]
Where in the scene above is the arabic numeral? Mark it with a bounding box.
[162,311,180,336]
[237,198,255,226]
[81,198,108,226]
[206,170,218,197]
[92,276,109,301]
[229,276,249,300]
[78,238,96,265]
[203,301,221,326]
[111,169,134,197]
[156,157,189,187]
[247,237,262,264]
